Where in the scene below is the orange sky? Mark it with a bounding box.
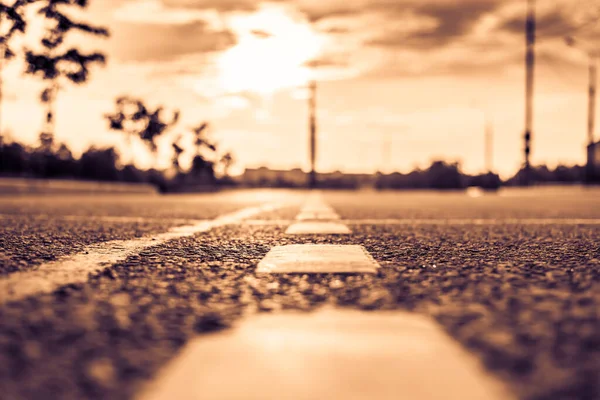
[2,0,599,177]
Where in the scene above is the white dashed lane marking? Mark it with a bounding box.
[137,192,513,399]
[285,222,351,235]
[265,193,376,273]
[256,245,379,274]
[295,211,341,221]
[286,191,349,235]
[138,308,514,400]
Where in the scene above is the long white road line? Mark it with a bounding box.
[0,203,284,305]
[341,218,600,225]
[245,218,600,226]
[138,308,514,400]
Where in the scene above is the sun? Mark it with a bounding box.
[217,5,324,95]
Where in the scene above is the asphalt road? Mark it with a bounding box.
[0,187,599,400]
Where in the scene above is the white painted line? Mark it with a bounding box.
[294,192,341,221]
[337,218,600,225]
[285,222,351,235]
[256,245,378,273]
[295,212,340,221]
[0,203,284,305]
[288,192,347,234]
[242,218,600,226]
[138,308,514,400]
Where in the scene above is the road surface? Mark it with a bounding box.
[0,187,599,400]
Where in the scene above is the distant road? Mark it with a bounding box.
[0,177,157,195]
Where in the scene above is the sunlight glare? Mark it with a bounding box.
[217,6,324,95]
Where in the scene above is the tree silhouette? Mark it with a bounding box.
[192,122,215,154]
[171,135,184,173]
[24,0,109,142]
[190,121,217,176]
[220,151,234,177]
[0,0,32,138]
[105,96,180,167]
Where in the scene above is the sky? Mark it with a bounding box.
[2,0,600,177]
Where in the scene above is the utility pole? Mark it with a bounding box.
[588,54,597,146]
[485,118,494,173]
[308,80,317,188]
[0,11,5,141]
[523,0,536,185]
[566,35,599,183]
[0,48,4,140]
[587,53,598,183]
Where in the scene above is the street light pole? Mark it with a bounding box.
[566,36,599,183]
[586,54,598,183]
[523,0,536,185]
[308,80,317,188]
[588,53,597,147]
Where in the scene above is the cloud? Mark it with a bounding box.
[301,5,358,22]
[322,26,350,34]
[367,1,502,49]
[106,0,584,79]
[499,9,576,39]
[161,0,259,12]
[109,20,236,62]
[251,29,273,38]
[304,54,348,68]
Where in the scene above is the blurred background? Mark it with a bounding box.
[0,0,599,192]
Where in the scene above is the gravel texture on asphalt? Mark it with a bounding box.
[0,189,302,276]
[0,215,176,276]
[0,223,598,400]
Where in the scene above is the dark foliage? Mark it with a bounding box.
[375,161,584,190]
[23,0,109,141]
[25,50,106,83]
[505,165,585,186]
[220,152,234,177]
[466,172,502,190]
[376,161,467,190]
[0,1,34,60]
[0,134,162,184]
[0,128,224,192]
[24,0,109,82]
[192,122,215,152]
[171,137,184,172]
[105,97,179,154]
[189,121,216,174]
